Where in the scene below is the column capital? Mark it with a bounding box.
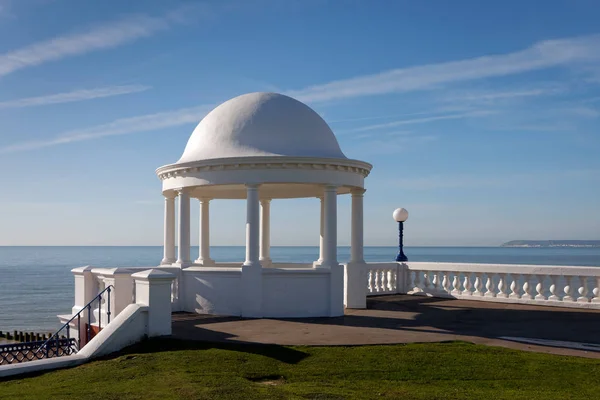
[199,197,212,203]
[324,184,338,192]
[351,188,366,196]
[259,198,271,205]
[163,191,178,199]
[176,187,191,195]
[246,183,261,189]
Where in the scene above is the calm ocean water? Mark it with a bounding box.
[1,246,599,332]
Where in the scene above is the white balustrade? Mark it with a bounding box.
[366,264,398,295]
[366,262,600,310]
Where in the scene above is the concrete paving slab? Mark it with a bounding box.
[172,295,600,358]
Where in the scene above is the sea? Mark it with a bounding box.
[1,246,599,333]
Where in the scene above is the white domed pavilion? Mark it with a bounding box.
[156,92,372,317]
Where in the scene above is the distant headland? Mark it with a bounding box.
[501,240,600,248]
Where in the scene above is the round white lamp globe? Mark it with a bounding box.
[393,208,409,222]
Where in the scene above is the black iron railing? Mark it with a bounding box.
[0,338,77,365]
[31,284,114,359]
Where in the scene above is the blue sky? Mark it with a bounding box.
[1,0,599,247]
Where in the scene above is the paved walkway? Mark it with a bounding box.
[172,295,600,358]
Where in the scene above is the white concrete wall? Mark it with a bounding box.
[262,269,330,317]
[78,304,148,359]
[182,268,243,315]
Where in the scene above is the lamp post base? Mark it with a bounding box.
[395,252,408,262]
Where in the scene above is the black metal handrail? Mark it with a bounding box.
[35,285,113,356]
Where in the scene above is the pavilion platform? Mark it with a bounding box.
[171,295,600,359]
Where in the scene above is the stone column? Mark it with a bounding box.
[195,198,215,266]
[259,199,272,266]
[161,193,176,265]
[243,184,261,267]
[345,189,368,309]
[176,188,191,266]
[350,188,366,264]
[321,185,338,268]
[313,196,325,267]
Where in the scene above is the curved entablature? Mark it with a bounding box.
[156,156,372,199]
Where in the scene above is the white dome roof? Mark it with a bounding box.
[177,92,347,163]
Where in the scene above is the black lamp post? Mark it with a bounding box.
[393,208,409,262]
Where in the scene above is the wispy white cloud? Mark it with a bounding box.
[345,134,438,157]
[346,110,494,133]
[389,169,600,190]
[288,34,600,103]
[564,106,600,118]
[0,8,189,78]
[328,111,436,124]
[441,87,563,103]
[0,104,213,153]
[0,85,151,109]
[353,130,413,140]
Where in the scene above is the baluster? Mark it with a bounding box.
[484,274,496,297]
[521,274,533,300]
[497,273,508,298]
[422,271,431,293]
[473,273,483,296]
[592,277,600,303]
[451,273,461,296]
[441,272,449,294]
[563,276,575,302]
[388,269,396,292]
[534,275,546,301]
[462,273,472,296]
[509,274,521,299]
[381,270,389,293]
[413,271,422,293]
[430,271,439,293]
[577,276,590,303]
[367,270,374,293]
[548,276,559,301]
[374,270,381,292]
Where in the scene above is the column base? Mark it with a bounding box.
[316,261,338,269]
[259,258,272,267]
[194,258,216,266]
[161,258,176,265]
[175,260,193,268]
[242,260,262,268]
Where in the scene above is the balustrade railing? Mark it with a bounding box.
[367,263,400,295]
[366,262,600,309]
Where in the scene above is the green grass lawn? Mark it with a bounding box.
[1,339,599,399]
